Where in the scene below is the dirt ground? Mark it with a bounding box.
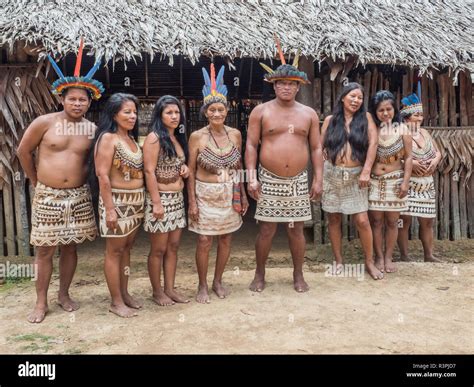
[1,219,473,354]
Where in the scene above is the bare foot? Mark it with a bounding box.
[152,291,175,306]
[293,273,309,293]
[374,256,385,272]
[123,293,143,309]
[196,285,210,304]
[399,255,413,262]
[27,304,49,323]
[366,262,384,280]
[165,289,190,303]
[57,295,80,312]
[424,256,443,263]
[249,273,265,292]
[109,304,138,318]
[212,281,229,299]
[384,258,397,273]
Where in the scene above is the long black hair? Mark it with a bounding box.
[149,95,188,161]
[370,90,400,127]
[88,93,140,193]
[323,82,368,165]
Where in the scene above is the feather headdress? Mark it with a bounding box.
[47,38,105,100]
[202,63,228,106]
[400,81,423,118]
[259,35,309,84]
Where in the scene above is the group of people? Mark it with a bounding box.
[17,41,441,323]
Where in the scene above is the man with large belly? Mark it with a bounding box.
[245,56,323,293]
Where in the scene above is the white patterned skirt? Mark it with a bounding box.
[255,164,312,222]
[401,176,436,218]
[144,190,186,233]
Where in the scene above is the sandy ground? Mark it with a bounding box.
[1,220,473,354]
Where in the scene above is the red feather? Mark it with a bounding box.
[74,37,84,77]
[273,34,286,65]
[210,63,216,93]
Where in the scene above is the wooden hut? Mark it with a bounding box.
[0,0,472,256]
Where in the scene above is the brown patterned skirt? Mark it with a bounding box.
[99,187,145,237]
[368,170,408,212]
[30,182,97,246]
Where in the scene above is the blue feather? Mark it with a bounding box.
[202,67,211,87]
[402,93,420,106]
[85,59,102,79]
[215,66,228,96]
[47,55,66,79]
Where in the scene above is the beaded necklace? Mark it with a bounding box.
[197,126,240,174]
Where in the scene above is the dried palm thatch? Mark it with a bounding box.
[428,127,473,184]
[0,63,58,189]
[0,0,472,75]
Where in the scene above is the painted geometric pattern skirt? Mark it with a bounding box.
[143,190,186,233]
[30,182,97,246]
[255,164,312,223]
[368,170,408,212]
[99,188,145,237]
[401,175,436,218]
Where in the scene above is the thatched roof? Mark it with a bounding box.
[0,0,472,74]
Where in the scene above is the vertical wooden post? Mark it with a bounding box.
[13,171,30,256]
[467,175,474,238]
[459,72,468,126]
[322,73,331,119]
[3,178,16,256]
[466,71,473,125]
[296,56,314,108]
[438,73,449,126]
[433,170,439,238]
[428,73,438,126]
[448,76,457,126]
[459,170,468,238]
[313,78,321,115]
[296,57,319,243]
[421,75,429,124]
[451,172,461,240]
[363,70,371,111]
[144,53,149,97]
[0,191,4,256]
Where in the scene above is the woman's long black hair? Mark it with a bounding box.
[323,82,369,165]
[88,93,140,193]
[149,95,188,161]
[370,90,400,127]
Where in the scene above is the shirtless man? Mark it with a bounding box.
[17,85,100,323]
[246,63,323,293]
